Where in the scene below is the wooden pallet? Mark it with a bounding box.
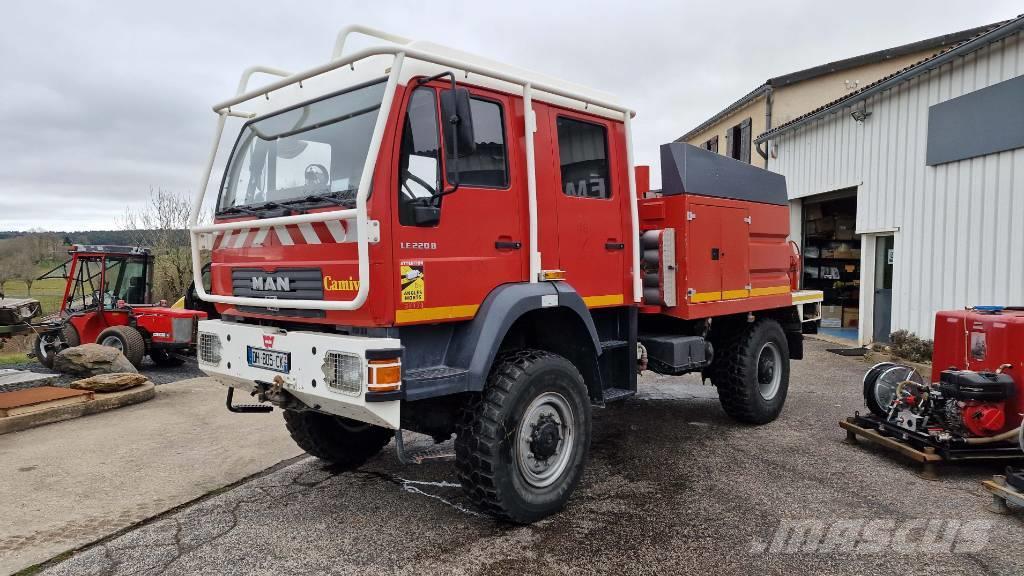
[840,417,943,480]
[983,476,1024,515]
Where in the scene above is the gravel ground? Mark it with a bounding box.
[36,339,1024,575]
[1,357,204,392]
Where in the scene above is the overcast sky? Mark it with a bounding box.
[1,0,1018,231]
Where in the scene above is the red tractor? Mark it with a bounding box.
[32,245,206,369]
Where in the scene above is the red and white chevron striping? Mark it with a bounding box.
[213,221,355,249]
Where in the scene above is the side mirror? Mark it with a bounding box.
[440,88,476,159]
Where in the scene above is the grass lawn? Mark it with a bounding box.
[0,352,30,366]
[2,276,66,316]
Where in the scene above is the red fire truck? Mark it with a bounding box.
[188,26,822,522]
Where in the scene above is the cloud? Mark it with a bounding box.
[0,0,1016,230]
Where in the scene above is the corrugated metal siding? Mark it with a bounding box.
[773,31,1024,338]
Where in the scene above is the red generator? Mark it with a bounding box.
[32,245,207,369]
[862,307,1024,456]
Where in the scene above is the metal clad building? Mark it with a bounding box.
[761,19,1024,343]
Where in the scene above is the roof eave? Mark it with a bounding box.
[755,15,1024,144]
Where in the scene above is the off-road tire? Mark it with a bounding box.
[150,348,185,367]
[96,325,146,368]
[711,318,790,425]
[455,349,591,523]
[33,324,80,369]
[282,410,394,469]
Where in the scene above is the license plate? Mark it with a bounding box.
[247,346,291,373]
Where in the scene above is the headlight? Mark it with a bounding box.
[198,332,221,364]
[322,352,362,396]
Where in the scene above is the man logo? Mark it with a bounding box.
[263,335,275,348]
[251,276,290,292]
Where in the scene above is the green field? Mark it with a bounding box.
[2,276,66,317]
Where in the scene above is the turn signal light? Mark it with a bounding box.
[540,270,566,281]
[367,358,401,393]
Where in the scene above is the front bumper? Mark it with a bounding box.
[196,319,401,429]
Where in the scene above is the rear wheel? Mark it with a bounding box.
[150,348,185,367]
[33,324,80,369]
[712,318,790,424]
[282,410,394,469]
[96,325,146,368]
[455,350,591,523]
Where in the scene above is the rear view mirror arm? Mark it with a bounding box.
[417,71,461,198]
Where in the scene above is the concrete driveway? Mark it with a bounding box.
[36,340,1024,575]
[0,377,302,575]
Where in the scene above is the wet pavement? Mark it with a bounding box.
[36,339,1024,575]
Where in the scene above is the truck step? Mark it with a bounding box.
[602,387,635,403]
[225,388,273,413]
[600,339,629,351]
[404,366,468,381]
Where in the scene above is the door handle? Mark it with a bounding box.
[495,240,522,250]
[605,242,625,250]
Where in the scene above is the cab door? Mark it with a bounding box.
[390,83,524,325]
[543,109,629,306]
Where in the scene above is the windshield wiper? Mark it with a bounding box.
[281,189,358,208]
[218,201,295,218]
[218,205,264,217]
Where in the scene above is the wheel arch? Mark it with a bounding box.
[448,282,603,399]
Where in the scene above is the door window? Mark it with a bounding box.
[446,98,508,188]
[397,88,442,226]
[556,117,610,199]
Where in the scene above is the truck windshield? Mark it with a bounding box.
[218,80,387,212]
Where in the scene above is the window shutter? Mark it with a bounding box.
[740,118,751,164]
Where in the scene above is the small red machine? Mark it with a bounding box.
[863,307,1023,452]
[32,245,206,369]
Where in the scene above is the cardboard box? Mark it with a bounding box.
[843,307,860,328]
[822,305,843,328]
[835,217,856,240]
[804,245,820,258]
[805,203,824,220]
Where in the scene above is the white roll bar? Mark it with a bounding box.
[188,27,643,313]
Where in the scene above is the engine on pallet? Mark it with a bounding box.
[866,365,1016,442]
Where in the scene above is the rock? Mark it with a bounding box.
[71,373,149,393]
[53,344,138,376]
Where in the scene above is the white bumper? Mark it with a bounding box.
[196,319,401,429]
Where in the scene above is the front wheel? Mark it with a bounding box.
[150,348,185,367]
[283,410,394,469]
[712,318,790,425]
[456,350,591,523]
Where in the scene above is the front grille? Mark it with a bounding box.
[198,332,221,364]
[322,352,362,396]
[170,317,195,344]
[231,268,323,300]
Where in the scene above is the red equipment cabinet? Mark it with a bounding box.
[932,308,1024,430]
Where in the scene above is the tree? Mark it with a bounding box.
[11,250,37,295]
[119,188,194,301]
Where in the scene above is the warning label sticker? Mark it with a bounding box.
[400,261,425,303]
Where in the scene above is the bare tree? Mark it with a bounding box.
[120,188,194,301]
[11,249,37,295]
